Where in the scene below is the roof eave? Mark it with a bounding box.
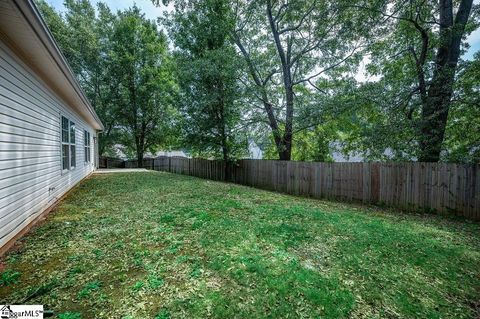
[15,0,105,131]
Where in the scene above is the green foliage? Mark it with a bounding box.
[155,310,171,319]
[165,0,248,160]
[131,281,144,291]
[344,0,480,162]
[147,275,164,289]
[110,7,177,162]
[263,125,336,162]
[292,127,335,162]
[444,53,480,162]
[0,270,20,286]
[37,0,122,155]
[77,280,101,298]
[37,1,177,159]
[58,312,82,319]
[230,0,380,160]
[38,0,479,163]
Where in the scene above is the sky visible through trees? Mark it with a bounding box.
[39,0,480,163]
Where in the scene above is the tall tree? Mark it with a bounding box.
[37,0,121,156]
[419,0,476,161]
[111,7,174,166]
[231,0,375,160]
[165,0,247,174]
[358,0,478,161]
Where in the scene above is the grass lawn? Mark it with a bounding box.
[1,172,479,318]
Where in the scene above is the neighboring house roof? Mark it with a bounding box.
[0,0,104,131]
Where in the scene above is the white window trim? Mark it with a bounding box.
[84,130,91,165]
[60,115,76,173]
[60,115,69,174]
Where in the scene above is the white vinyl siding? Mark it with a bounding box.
[0,42,96,248]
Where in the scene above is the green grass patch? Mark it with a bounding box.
[0,171,479,318]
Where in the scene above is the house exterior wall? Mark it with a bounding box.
[0,41,97,249]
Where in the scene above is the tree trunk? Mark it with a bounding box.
[267,0,293,161]
[233,34,289,161]
[136,136,144,168]
[280,136,292,160]
[417,0,473,162]
[418,70,454,162]
[218,89,230,181]
[222,141,229,181]
[282,87,294,161]
[136,149,143,168]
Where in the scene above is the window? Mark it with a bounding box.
[61,116,76,170]
[84,130,91,163]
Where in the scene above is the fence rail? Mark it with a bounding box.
[100,156,480,220]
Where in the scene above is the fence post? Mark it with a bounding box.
[370,163,380,203]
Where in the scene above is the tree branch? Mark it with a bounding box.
[293,46,362,86]
[278,0,317,35]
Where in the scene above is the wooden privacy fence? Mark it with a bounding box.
[99,157,125,169]
[125,158,154,169]
[112,157,480,220]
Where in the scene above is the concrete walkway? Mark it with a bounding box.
[94,168,150,174]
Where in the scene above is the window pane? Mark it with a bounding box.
[88,148,91,162]
[62,145,69,170]
[62,116,69,143]
[84,131,90,147]
[62,117,69,130]
[62,129,69,143]
[70,145,76,168]
[70,122,75,144]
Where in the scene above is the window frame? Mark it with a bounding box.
[61,115,76,172]
[84,130,91,164]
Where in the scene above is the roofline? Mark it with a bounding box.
[14,0,104,131]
